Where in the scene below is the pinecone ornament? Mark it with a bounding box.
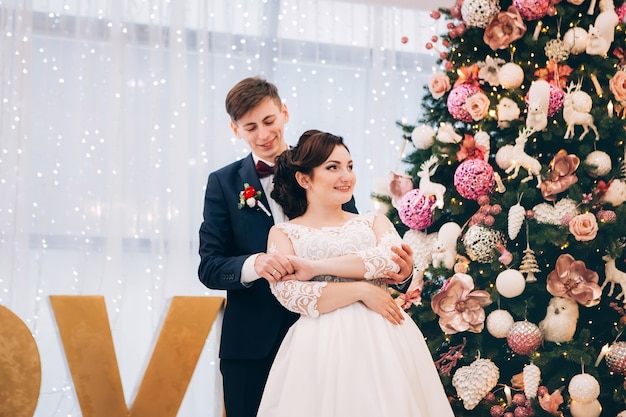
[507,321,543,355]
[452,357,500,410]
[523,363,541,399]
[508,201,525,240]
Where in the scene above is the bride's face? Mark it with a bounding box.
[306,145,355,206]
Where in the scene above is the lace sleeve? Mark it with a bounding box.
[355,225,403,280]
[269,281,327,317]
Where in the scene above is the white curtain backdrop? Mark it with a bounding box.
[0,0,446,415]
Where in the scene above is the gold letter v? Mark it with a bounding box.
[49,295,224,417]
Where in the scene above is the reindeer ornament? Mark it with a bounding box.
[417,155,446,210]
[495,127,542,186]
[563,81,599,141]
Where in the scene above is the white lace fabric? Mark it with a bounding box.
[268,212,401,317]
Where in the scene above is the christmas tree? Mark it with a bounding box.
[378,0,626,415]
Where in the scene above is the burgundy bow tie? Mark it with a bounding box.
[256,160,275,178]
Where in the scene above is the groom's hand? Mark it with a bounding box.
[383,243,414,285]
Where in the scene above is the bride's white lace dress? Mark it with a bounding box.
[256,212,454,417]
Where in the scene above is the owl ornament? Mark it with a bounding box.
[538,296,579,343]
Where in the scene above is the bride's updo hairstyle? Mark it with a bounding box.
[271,129,349,219]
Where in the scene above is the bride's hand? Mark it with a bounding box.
[358,283,404,325]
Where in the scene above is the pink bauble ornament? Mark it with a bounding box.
[454,158,496,200]
[447,84,481,122]
[606,341,626,375]
[547,84,565,117]
[512,0,550,20]
[397,188,435,230]
[507,321,543,355]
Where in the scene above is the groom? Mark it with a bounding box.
[198,76,414,417]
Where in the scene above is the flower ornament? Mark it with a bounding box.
[540,150,580,201]
[609,69,626,104]
[428,73,452,99]
[456,134,487,162]
[431,273,492,334]
[483,6,527,50]
[453,64,481,87]
[534,61,573,89]
[464,90,491,121]
[538,386,564,415]
[546,254,602,307]
[396,287,422,310]
[238,183,271,216]
[568,213,598,241]
[477,55,505,86]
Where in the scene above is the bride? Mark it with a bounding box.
[256,129,454,417]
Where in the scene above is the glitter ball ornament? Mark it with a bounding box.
[512,0,550,20]
[461,0,500,28]
[454,158,496,200]
[464,225,505,263]
[606,342,626,375]
[486,309,515,338]
[397,188,436,230]
[568,373,600,404]
[584,150,612,178]
[597,209,617,223]
[499,63,525,89]
[447,84,481,122]
[507,321,543,355]
[452,358,500,410]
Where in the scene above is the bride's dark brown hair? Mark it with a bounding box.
[271,129,349,219]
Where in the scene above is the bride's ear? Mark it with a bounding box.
[295,172,310,190]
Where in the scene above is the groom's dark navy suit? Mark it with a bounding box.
[199,153,356,416]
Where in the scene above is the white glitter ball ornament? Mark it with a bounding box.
[584,150,612,178]
[452,358,500,410]
[568,373,600,404]
[411,124,436,150]
[499,63,525,89]
[486,309,514,338]
[461,0,500,28]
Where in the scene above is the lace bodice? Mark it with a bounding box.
[269,212,402,317]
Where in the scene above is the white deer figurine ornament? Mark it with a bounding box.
[563,81,599,141]
[417,155,446,210]
[600,254,626,303]
[495,127,542,187]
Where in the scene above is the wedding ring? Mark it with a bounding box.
[271,269,278,276]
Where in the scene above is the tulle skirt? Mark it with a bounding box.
[257,302,455,417]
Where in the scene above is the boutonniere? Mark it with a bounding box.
[238,183,271,216]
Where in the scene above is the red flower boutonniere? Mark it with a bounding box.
[238,183,271,216]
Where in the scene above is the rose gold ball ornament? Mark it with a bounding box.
[401,36,408,44]
[507,321,543,355]
[606,341,626,375]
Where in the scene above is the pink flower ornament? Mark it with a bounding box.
[546,254,602,307]
[431,273,492,334]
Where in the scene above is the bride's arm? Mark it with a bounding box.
[286,214,405,281]
[267,226,403,324]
